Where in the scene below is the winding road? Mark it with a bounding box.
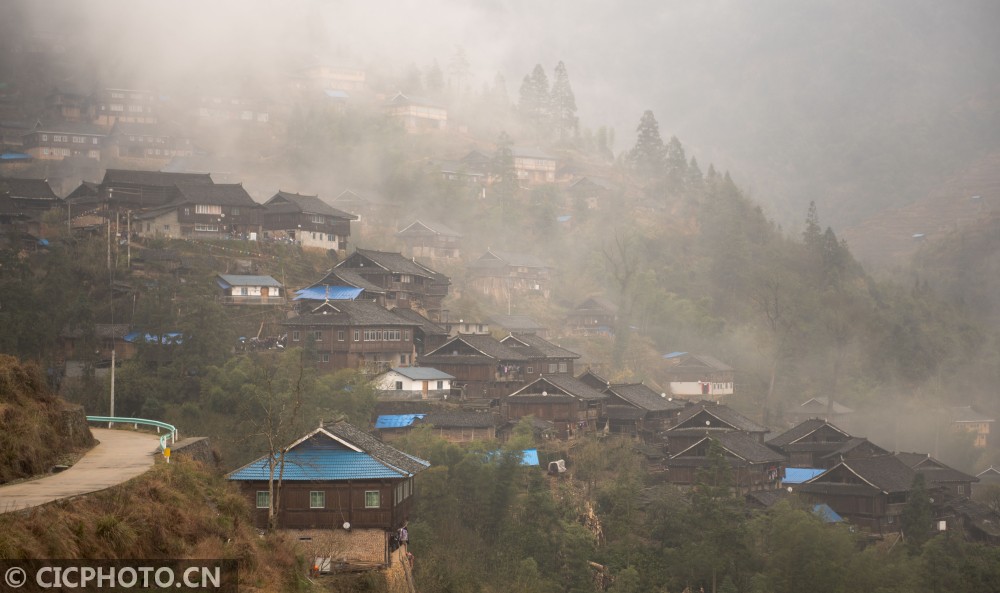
[0,428,160,513]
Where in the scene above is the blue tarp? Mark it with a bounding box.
[783,467,825,484]
[812,503,843,523]
[124,332,183,345]
[521,449,540,466]
[375,414,425,429]
[0,152,31,161]
[294,286,364,301]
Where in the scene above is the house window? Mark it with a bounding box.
[41,134,48,141]
[400,354,408,365]
[194,224,219,232]
[527,366,533,374]
[312,215,324,224]
[231,207,240,216]
[395,381,403,390]
[403,330,410,341]
[309,491,325,509]
[958,485,965,495]
[327,234,335,242]
[292,331,300,341]
[337,330,345,341]
[93,138,99,144]
[437,380,443,390]
[559,362,568,373]
[183,208,190,216]
[548,363,558,373]
[72,136,84,143]
[364,491,380,508]
[256,491,270,509]
[314,331,322,342]
[195,204,222,215]
[354,330,360,341]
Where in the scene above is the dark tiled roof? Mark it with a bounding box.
[390,308,449,335]
[664,353,733,372]
[29,121,107,135]
[795,397,854,415]
[427,334,531,361]
[894,452,978,485]
[489,315,545,332]
[307,268,385,294]
[747,489,790,508]
[671,402,768,433]
[713,432,786,463]
[282,301,421,327]
[951,406,996,423]
[418,354,493,366]
[766,419,852,447]
[814,455,916,494]
[607,383,684,412]
[102,169,213,187]
[606,405,647,421]
[265,191,357,219]
[323,421,430,476]
[416,411,498,429]
[397,219,462,238]
[820,437,889,459]
[471,249,548,269]
[339,249,439,278]
[576,369,611,390]
[573,296,619,314]
[510,375,608,402]
[175,183,260,207]
[1,177,59,200]
[501,333,579,359]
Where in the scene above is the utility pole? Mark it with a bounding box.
[109,348,115,423]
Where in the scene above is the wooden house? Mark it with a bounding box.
[386,308,450,356]
[786,397,855,425]
[576,368,612,391]
[282,301,421,375]
[412,411,500,443]
[385,93,447,132]
[603,383,685,439]
[468,250,551,302]
[512,147,556,183]
[21,121,105,161]
[503,375,608,439]
[103,122,193,166]
[76,169,214,213]
[894,452,978,499]
[766,419,888,469]
[439,151,491,186]
[488,314,547,337]
[375,367,454,401]
[396,219,462,261]
[134,183,262,240]
[58,323,134,365]
[666,432,785,494]
[499,333,579,376]
[89,88,158,126]
[335,249,449,320]
[664,402,769,455]
[261,191,357,253]
[298,268,387,308]
[227,421,429,531]
[418,334,532,401]
[566,296,618,336]
[795,455,918,534]
[950,406,995,449]
[567,176,619,210]
[0,177,63,235]
[216,274,285,306]
[661,352,735,399]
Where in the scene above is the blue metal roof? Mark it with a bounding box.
[0,152,31,161]
[783,467,825,484]
[375,414,425,429]
[227,449,409,481]
[294,286,364,301]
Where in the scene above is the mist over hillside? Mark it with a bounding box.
[5,0,1000,232]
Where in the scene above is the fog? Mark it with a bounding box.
[8,0,1000,230]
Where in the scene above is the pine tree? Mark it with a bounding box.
[491,132,518,209]
[628,110,666,178]
[902,473,933,555]
[550,61,578,142]
[518,64,550,135]
[665,135,688,193]
[424,59,444,95]
[447,45,471,95]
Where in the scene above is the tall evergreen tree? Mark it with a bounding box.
[902,473,933,555]
[550,61,578,142]
[491,132,518,210]
[627,110,666,178]
[665,135,688,192]
[425,59,444,95]
[518,64,550,134]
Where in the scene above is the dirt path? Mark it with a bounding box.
[0,428,160,513]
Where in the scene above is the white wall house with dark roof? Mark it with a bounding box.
[216,274,284,305]
[375,366,454,400]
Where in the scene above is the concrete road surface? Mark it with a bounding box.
[0,428,160,513]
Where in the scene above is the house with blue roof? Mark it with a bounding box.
[227,421,429,531]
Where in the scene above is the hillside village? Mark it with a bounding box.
[3,6,1000,593]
